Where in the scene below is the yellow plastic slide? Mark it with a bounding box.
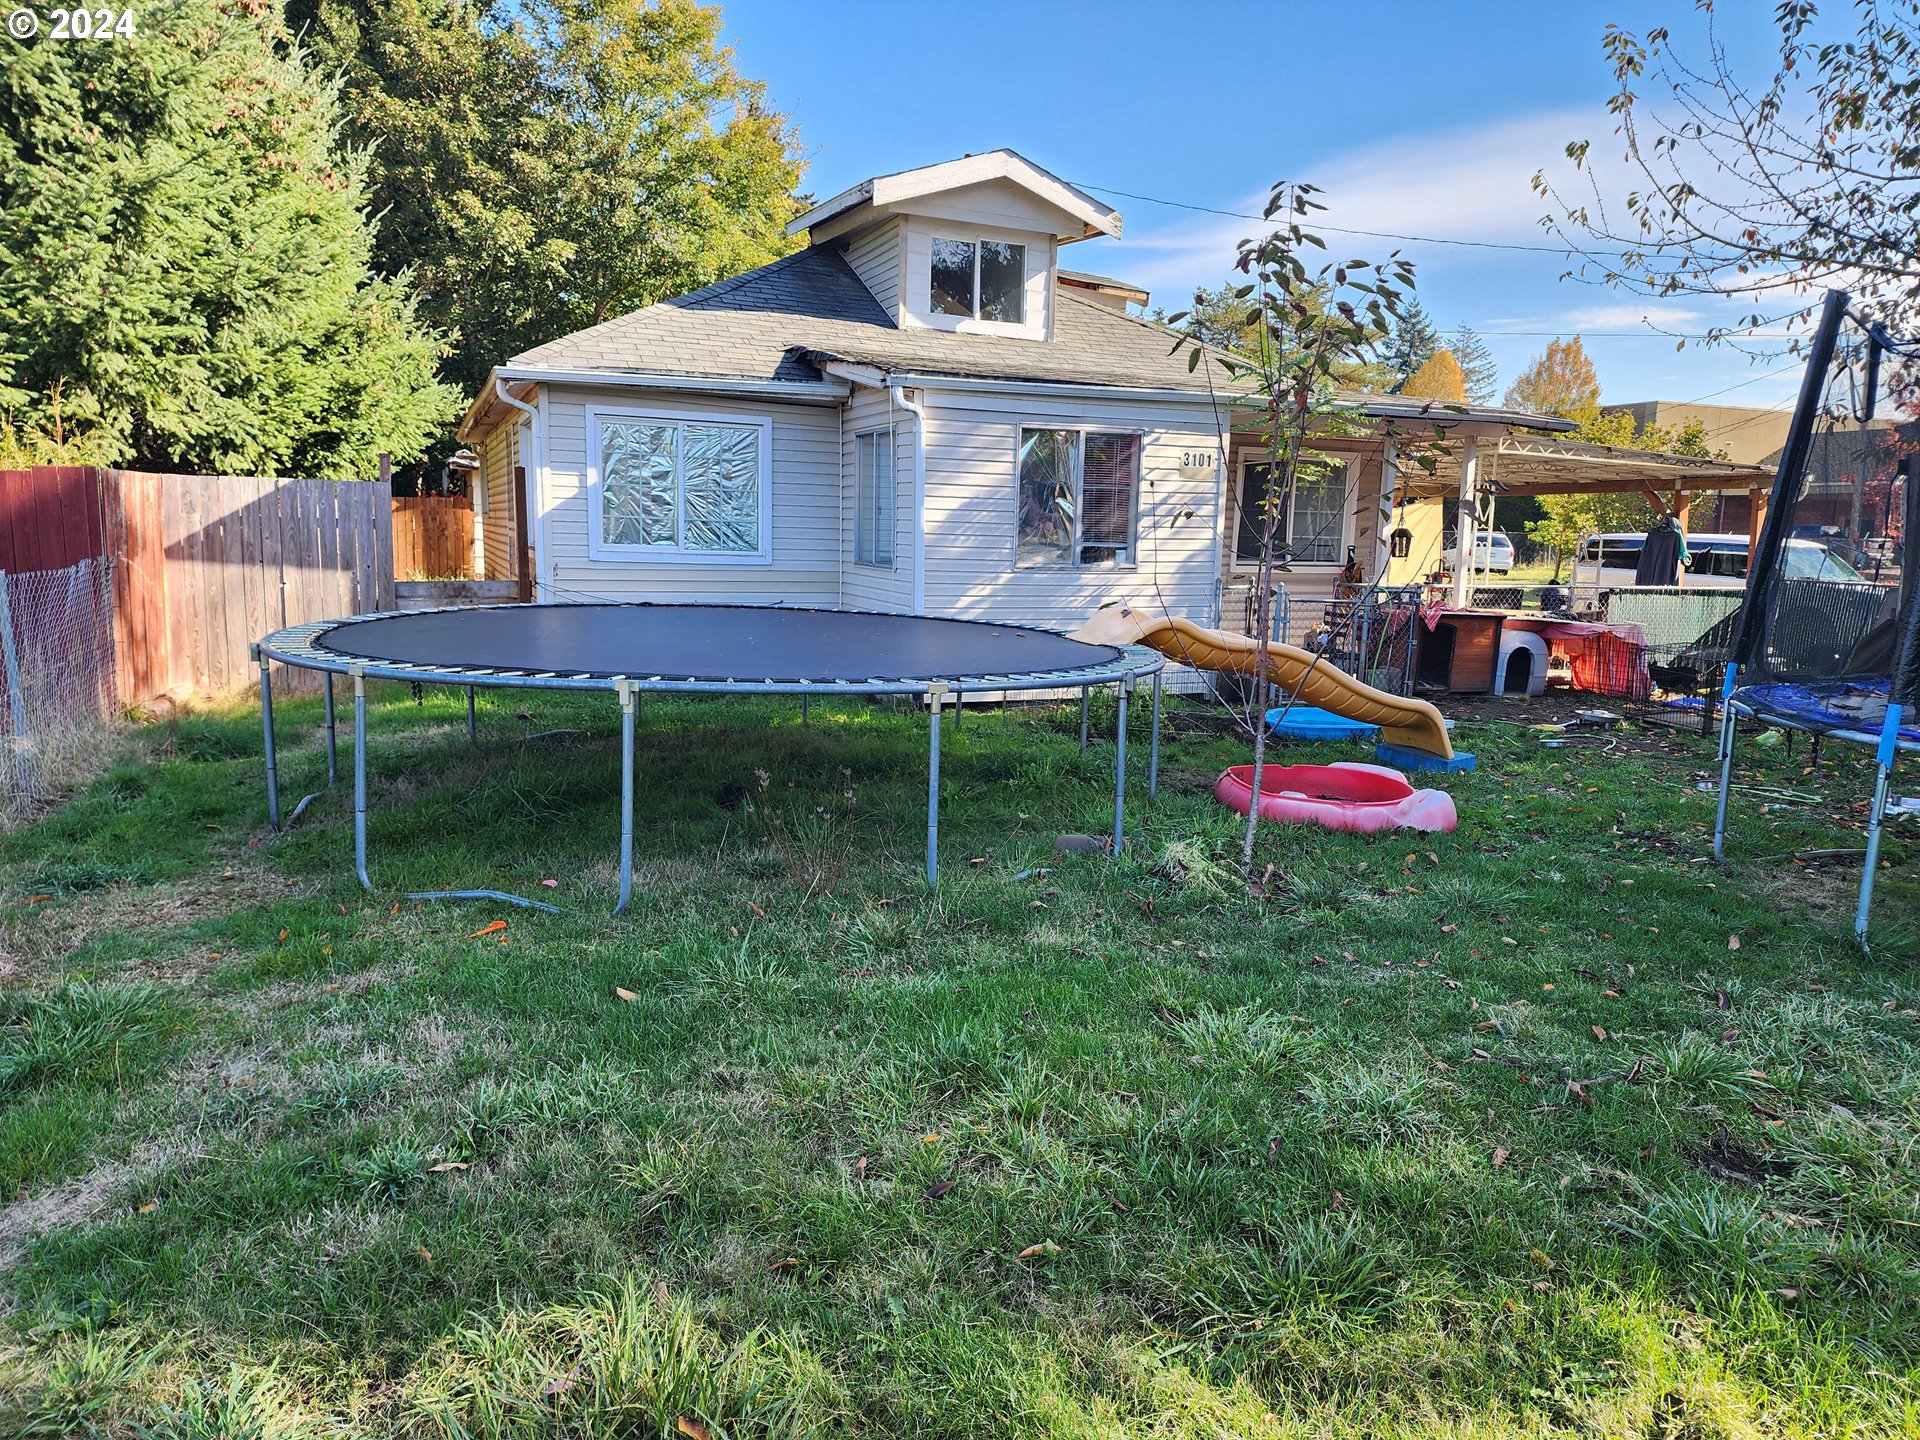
[1071,604,1454,759]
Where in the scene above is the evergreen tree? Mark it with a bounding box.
[0,0,458,474]
[1399,349,1468,402]
[293,0,808,390]
[1380,299,1439,389]
[1451,325,1499,404]
[1503,337,1601,421]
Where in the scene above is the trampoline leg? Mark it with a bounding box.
[1113,677,1131,854]
[1149,672,1163,802]
[1712,665,1739,863]
[1855,704,1903,940]
[927,682,947,886]
[257,648,279,831]
[323,673,337,787]
[352,669,371,891]
[466,685,477,742]
[801,695,809,727]
[1079,687,1090,755]
[953,685,961,729]
[614,679,635,917]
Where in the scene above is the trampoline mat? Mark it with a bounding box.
[1736,679,1920,744]
[314,604,1122,684]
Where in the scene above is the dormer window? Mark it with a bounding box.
[929,238,1026,324]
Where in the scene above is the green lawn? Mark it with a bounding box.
[1,684,1915,1438]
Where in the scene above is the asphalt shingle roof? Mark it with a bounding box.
[509,245,1226,393]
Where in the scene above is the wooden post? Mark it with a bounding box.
[1748,485,1768,550]
[1673,489,1691,587]
[1452,435,1478,608]
[1375,434,1398,581]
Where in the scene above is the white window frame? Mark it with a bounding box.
[853,428,895,569]
[907,220,1047,339]
[585,405,774,566]
[1011,424,1146,572]
[929,235,1028,325]
[1231,456,1354,572]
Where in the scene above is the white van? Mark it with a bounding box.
[1572,532,1867,590]
[1446,531,1515,575]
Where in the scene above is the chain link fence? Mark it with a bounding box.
[0,559,119,813]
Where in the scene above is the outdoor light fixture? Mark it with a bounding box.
[1390,527,1413,558]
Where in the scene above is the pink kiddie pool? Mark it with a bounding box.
[1214,761,1458,834]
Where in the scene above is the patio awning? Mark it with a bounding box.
[1399,432,1773,500]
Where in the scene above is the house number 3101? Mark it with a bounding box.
[1178,451,1216,471]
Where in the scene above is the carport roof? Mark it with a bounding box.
[1399,431,1774,500]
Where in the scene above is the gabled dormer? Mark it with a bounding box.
[786,150,1123,343]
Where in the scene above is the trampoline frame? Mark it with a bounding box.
[255,603,1167,912]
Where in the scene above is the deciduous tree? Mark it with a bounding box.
[1504,337,1601,421]
[294,0,807,391]
[1400,349,1468,402]
[1537,2,1920,339]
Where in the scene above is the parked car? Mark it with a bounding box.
[1446,530,1514,575]
[1571,531,1869,590]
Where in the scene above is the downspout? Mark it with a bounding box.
[891,382,928,615]
[495,377,544,600]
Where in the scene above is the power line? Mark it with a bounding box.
[1072,179,1587,255]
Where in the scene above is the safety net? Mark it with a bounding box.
[1730,293,1920,745]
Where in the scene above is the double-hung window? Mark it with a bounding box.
[1234,460,1348,565]
[854,430,894,567]
[930,238,1026,323]
[1016,427,1142,568]
[594,412,769,561]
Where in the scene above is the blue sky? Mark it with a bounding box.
[716,1,1812,410]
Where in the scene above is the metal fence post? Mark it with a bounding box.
[0,573,25,741]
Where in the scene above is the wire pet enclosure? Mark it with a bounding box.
[1712,289,1919,940]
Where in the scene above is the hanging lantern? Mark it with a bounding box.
[1389,527,1413,559]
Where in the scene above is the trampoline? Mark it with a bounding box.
[1712,289,1919,941]
[255,603,1167,911]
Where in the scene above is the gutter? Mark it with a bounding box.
[890,383,929,615]
[496,364,849,405]
[493,377,544,599]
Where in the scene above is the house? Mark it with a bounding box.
[456,149,1761,667]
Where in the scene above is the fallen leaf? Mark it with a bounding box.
[765,1257,803,1273]
[388,903,400,916]
[426,1161,469,1174]
[921,1132,942,1144]
[675,1419,711,1440]
[1602,988,1622,998]
[1727,934,1741,951]
[1475,1019,1499,1032]
[1017,1241,1060,1260]
[1592,1026,1608,1042]
[539,878,559,888]
[1776,1286,1801,1301]
[468,920,507,939]
[415,1245,434,1266]
[27,894,49,905]
[850,1155,868,1181]
[1529,1248,1555,1270]
[542,1374,575,1398]
[1532,1279,1553,1293]
[135,1199,159,1214]
[277,928,289,942]
[1721,1027,1742,1042]
[746,901,766,917]
[614,986,642,1002]
[921,1179,956,1201]
[1492,1145,1510,1168]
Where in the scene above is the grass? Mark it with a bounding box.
[0,682,1915,1438]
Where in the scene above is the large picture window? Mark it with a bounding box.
[930,237,1026,323]
[1235,460,1348,565]
[854,430,894,567]
[595,413,768,561]
[1017,427,1141,569]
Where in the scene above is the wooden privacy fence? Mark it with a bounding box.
[0,466,394,701]
[391,494,474,579]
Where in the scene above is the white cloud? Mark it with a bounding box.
[1093,109,1601,299]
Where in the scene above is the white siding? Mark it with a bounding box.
[839,386,912,613]
[919,388,1228,689]
[840,218,903,323]
[540,385,842,603]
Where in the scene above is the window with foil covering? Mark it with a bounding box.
[594,413,769,561]
[1016,427,1140,568]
